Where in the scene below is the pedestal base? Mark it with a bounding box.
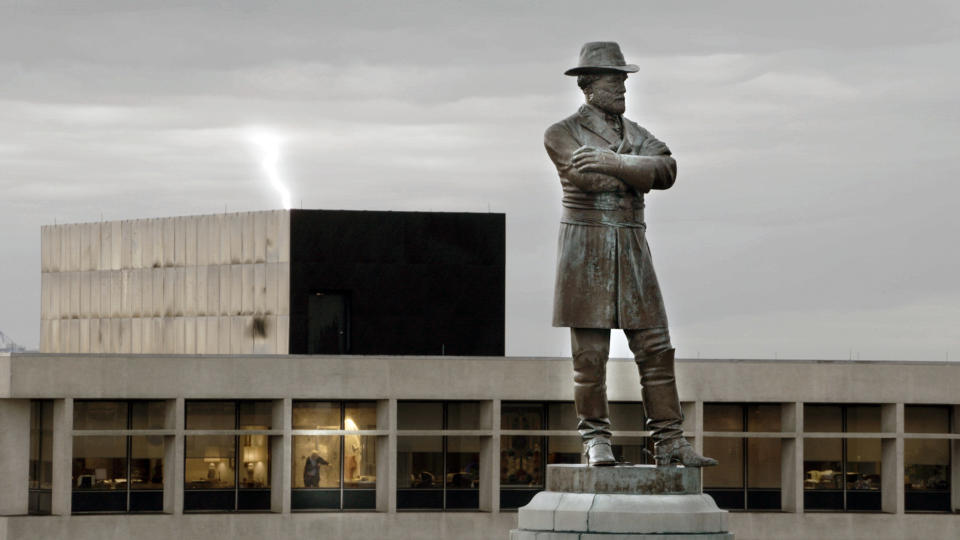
[509,465,733,539]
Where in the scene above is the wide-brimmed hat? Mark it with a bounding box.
[564,41,638,76]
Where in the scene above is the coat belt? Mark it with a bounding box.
[561,206,646,228]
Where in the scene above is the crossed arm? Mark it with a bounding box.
[544,124,677,193]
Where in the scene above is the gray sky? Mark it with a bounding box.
[1,0,958,360]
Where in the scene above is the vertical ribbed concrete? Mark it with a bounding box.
[510,465,733,539]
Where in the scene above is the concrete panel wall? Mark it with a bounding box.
[39,211,291,355]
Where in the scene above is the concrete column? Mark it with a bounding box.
[164,398,184,515]
[688,400,703,454]
[51,398,72,515]
[0,400,30,515]
[781,402,802,513]
[881,403,900,514]
[273,398,291,513]
[479,399,500,513]
[377,398,397,512]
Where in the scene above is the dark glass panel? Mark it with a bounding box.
[904,439,950,493]
[705,489,744,510]
[28,491,52,515]
[343,489,376,510]
[184,490,235,512]
[905,406,951,434]
[293,435,340,488]
[130,436,164,490]
[703,438,743,489]
[293,401,340,430]
[184,435,236,489]
[397,489,443,510]
[846,406,881,433]
[846,490,882,511]
[846,438,881,491]
[73,436,126,490]
[445,489,480,509]
[237,489,271,511]
[185,401,235,430]
[747,438,781,489]
[29,400,54,495]
[500,489,540,510]
[397,402,443,430]
[804,438,842,490]
[746,489,781,510]
[612,436,651,465]
[344,435,376,489]
[344,401,378,430]
[130,401,167,429]
[704,404,743,432]
[502,402,544,431]
[501,436,544,487]
[804,490,843,510]
[905,491,951,512]
[74,401,128,430]
[292,489,340,510]
[129,490,163,512]
[609,402,645,432]
[803,405,842,432]
[547,436,582,465]
[447,401,483,430]
[546,402,577,431]
[446,436,480,489]
[239,401,273,430]
[746,405,781,432]
[71,491,127,513]
[397,436,442,491]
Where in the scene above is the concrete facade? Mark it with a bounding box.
[0,353,958,540]
[39,211,292,355]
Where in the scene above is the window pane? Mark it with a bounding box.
[804,438,842,490]
[804,405,841,432]
[186,401,235,430]
[446,436,481,488]
[397,436,443,488]
[293,435,340,488]
[905,439,949,491]
[905,406,950,434]
[704,404,743,432]
[30,400,54,490]
[185,435,235,489]
[547,402,577,431]
[344,435,376,489]
[846,438,881,491]
[74,401,128,430]
[501,436,544,487]
[345,401,377,430]
[609,403,645,432]
[846,406,881,433]
[612,436,651,465]
[130,401,167,430]
[502,403,544,430]
[293,401,340,430]
[73,436,127,490]
[703,438,743,488]
[239,401,273,430]
[447,401,482,429]
[747,438,781,488]
[397,402,442,430]
[747,405,781,432]
[547,436,582,464]
[130,436,164,490]
[239,434,270,488]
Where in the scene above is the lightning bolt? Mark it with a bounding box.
[248,130,292,210]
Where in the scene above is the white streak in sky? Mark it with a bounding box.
[248,130,292,210]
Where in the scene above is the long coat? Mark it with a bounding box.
[544,105,677,329]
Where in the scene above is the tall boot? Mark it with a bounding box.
[639,348,718,467]
[572,328,616,466]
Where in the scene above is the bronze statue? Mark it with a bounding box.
[544,42,717,468]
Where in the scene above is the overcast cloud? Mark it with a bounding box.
[1,0,958,360]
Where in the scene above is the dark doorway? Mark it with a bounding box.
[308,292,350,354]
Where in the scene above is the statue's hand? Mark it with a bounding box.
[572,146,622,175]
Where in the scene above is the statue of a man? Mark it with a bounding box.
[544,42,717,468]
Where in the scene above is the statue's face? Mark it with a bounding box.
[586,72,627,115]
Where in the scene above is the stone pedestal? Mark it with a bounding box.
[510,464,733,539]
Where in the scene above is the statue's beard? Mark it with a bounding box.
[588,88,626,115]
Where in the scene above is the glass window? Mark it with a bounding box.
[611,435,650,465]
[804,405,842,432]
[704,404,744,432]
[804,437,843,507]
[398,401,442,430]
[747,405,781,432]
[547,436,582,464]
[131,401,167,430]
[345,402,377,430]
[546,402,576,431]
[186,401,235,430]
[846,406,881,433]
[293,401,340,430]
[905,406,951,433]
[609,403,645,432]
[704,404,782,511]
[185,435,236,489]
[905,439,951,512]
[397,436,443,509]
[29,400,53,515]
[501,436,544,488]
[74,401,128,430]
[72,436,128,512]
[445,436,480,509]
[239,401,273,430]
[447,402,482,430]
[502,403,544,430]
